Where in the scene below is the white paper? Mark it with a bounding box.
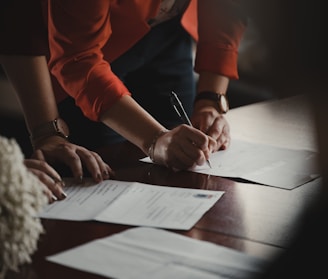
[39,180,224,230]
[47,227,269,279]
[225,94,318,152]
[141,139,320,189]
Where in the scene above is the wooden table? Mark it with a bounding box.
[9,94,321,279]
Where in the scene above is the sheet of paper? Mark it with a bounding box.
[225,94,318,152]
[47,227,269,279]
[39,180,224,230]
[141,139,320,189]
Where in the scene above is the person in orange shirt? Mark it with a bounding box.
[2,0,246,171]
[44,0,246,170]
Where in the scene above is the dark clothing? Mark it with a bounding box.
[59,16,196,149]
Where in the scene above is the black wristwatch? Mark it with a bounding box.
[30,118,70,144]
[194,91,229,114]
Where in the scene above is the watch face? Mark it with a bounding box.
[194,91,229,114]
[55,118,70,138]
[219,95,229,113]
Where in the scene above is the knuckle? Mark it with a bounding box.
[38,160,48,168]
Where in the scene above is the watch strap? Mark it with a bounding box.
[194,91,229,114]
[30,118,69,144]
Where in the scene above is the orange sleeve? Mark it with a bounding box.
[48,0,130,121]
[194,0,247,79]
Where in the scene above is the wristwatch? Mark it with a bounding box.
[30,118,70,144]
[194,91,229,114]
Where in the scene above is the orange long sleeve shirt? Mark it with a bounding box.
[47,0,246,121]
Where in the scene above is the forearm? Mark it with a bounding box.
[196,71,230,111]
[99,95,166,155]
[0,55,112,183]
[197,71,229,94]
[0,55,59,133]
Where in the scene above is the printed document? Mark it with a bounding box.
[47,227,269,279]
[39,180,224,230]
[141,139,320,189]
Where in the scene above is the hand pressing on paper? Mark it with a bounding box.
[24,158,66,203]
[32,137,113,184]
[151,125,216,170]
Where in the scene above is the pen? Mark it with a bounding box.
[170,91,212,168]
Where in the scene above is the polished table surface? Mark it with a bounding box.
[9,94,321,279]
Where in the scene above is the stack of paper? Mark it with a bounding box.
[47,227,269,279]
[141,139,320,189]
[39,180,224,230]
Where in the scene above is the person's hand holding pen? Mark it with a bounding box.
[170,91,214,168]
[150,124,215,170]
[146,92,215,171]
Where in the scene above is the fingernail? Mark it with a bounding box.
[52,194,58,202]
[103,170,109,179]
[60,190,67,199]
[96,173,102,182]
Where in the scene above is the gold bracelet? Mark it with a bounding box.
[148,129,168,163]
